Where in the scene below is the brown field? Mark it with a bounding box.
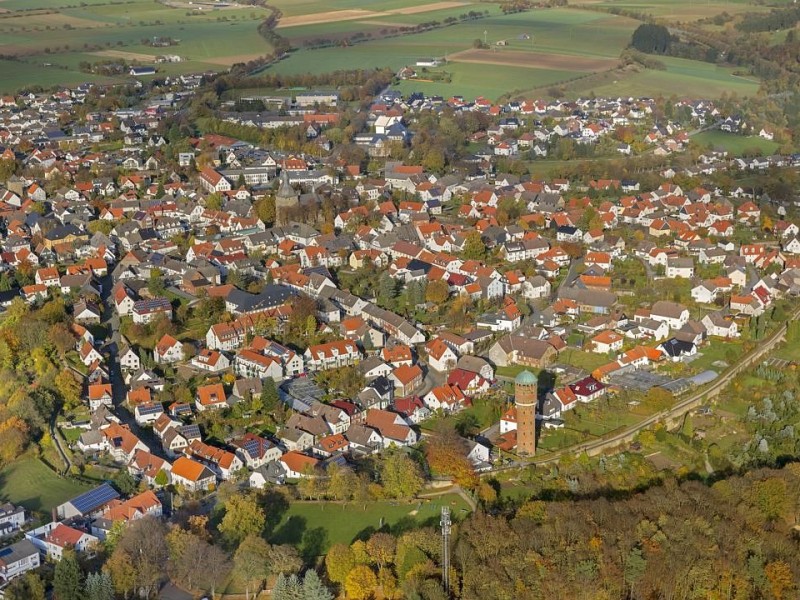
[276,9,380,28]
[92,50,158,62]
[387,1,467,15]
[448,48,618,72]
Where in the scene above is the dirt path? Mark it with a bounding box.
[448,48,618,72]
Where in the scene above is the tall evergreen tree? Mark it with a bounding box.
[53,550,84,600]
[85,571,114,600]
[303,569,334,600]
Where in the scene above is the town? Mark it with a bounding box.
[0,71,798,599]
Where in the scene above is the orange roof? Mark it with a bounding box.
[281,451,319,473]
[392,363,422,385]
[171,456,211,482]
[196,382,227,406]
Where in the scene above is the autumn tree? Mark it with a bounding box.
[425,426,479,489]
[4,572,46,600]
[105,547,136,599]
[325,543,356,586]
[366,532,396,571]
[765,560,794,600]
[54,369,82,410]
[114,517,168,597]
[219,493,266,545]
[345,565,378,600]
[234,535,272,600]
[425,279,449,304]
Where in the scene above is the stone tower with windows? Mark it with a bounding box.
[515,370,537,456]
[275,170,299,223]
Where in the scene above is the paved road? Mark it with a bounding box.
[99,274,168,459]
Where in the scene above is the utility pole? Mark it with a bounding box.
[441,506,451,595]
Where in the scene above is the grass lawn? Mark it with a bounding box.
[690,339,743,373]
[559,349,609,373]
[0,456,91,514]
[496,364,538,379]
[59,428,82,444]
[692,130,782,156]
[269,493,470,553]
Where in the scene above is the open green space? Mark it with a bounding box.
[269,493,470,552]
[581,55,759,98]
[0,0,273,92]
[0,456,91,514]
[576,0,770,21]
[692,130,782,156]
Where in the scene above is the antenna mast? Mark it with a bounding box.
[441,506,451,595]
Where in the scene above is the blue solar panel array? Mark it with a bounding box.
[69,483,120,515]
[137,404,163,416]
[241,438,260,459]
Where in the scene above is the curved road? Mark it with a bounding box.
[496,310,796,470]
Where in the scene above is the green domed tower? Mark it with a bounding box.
[514,370,538,456]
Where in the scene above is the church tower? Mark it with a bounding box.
[275,170,299,223]
[515,370,537,456]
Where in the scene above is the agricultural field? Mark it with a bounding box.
[574,0,773,22]
[0,0,275,92]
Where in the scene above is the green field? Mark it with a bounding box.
[270,493,470,552]
[582,55,760,99]
[0,456,91,514]
[576,0,770,21]
[0,0,274,92]
[692,130,781,156]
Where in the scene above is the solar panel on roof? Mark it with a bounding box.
[138,404,162,415]
[69,483,119,515]
[242,439,260,458]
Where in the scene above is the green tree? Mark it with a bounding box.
[462,231,486,260]
[219,493,266,545]
[154,469,169,487]
[148,268,166,296]
[377,273,397,308]
[260,377,280,415]
[272,573,303,600]
[54,549,84,600]
[113,469,138,496]
[303,569,334,600]
[85,571,114,600]
[206,192,224,210]
[380,451,424,499]
[234,535,272,600]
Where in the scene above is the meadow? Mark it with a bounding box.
[0,455,91,514]
[269,493,470,552]
[692,130,781,155]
